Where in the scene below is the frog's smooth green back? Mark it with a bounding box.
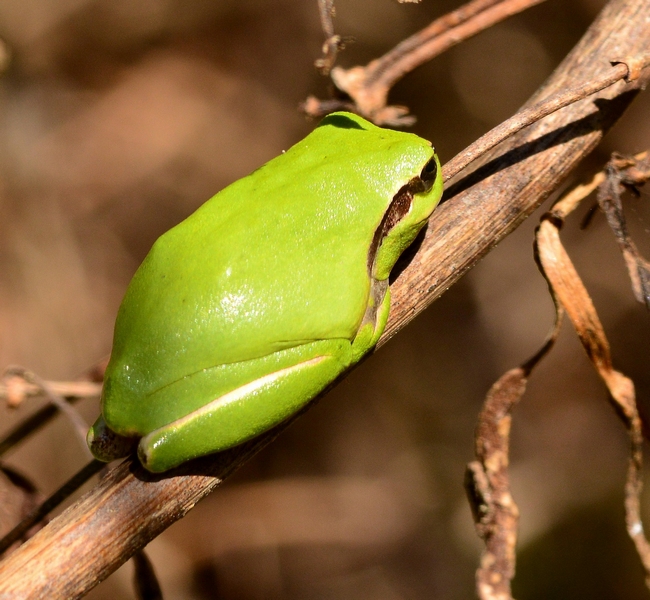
[106,113,433,417]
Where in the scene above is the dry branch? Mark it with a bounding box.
[0,0,649,597]
[305,0,550,124]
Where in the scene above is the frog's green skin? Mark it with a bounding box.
[87,112,443,472]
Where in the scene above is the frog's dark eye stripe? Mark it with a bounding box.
[367,187,413,274]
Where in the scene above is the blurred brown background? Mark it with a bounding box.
[2,0,650,598]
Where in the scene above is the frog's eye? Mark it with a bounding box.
[419,156,438,191]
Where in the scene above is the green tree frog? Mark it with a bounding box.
[87,112,443,472]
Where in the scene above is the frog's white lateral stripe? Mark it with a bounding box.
[159,355,328,432]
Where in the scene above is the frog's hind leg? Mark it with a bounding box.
[138,350,349,472]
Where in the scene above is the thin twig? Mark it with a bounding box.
[442,58,650,183]
[2,367,93,458]
[361,0,547,92]
[0,361,105,459]
[315,0,343,75]
[317,0,335,42]
[596,153,650,307]
[0,459,105,557]
[0,379,101,404]
[0,404,75,459]
[305,0,549,123]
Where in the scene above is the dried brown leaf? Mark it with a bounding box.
[536,213,650,587]
[467,297,562,600]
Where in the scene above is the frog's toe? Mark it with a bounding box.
[87,415,138,462]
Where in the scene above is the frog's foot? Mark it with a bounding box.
[87,415,138,462]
